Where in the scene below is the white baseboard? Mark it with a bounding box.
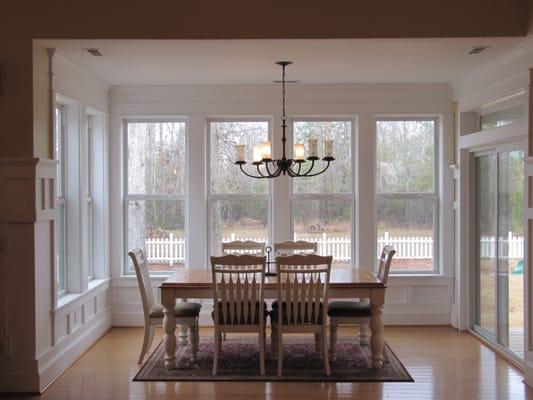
[38,308,111,393]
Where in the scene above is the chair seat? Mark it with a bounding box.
[211,301,267,325]
[270,301,324,324]
[327,301,372,318]
[149,302,202,319]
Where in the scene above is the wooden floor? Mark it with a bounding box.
[14,326,533,400]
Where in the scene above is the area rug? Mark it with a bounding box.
[134,336,413,382]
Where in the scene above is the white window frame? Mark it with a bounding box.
[290,117,356,268]
[206,118,273,257]
[375,116,440,275]
[86,115,95,281]
[55,103,67,297]
[123,118,189,275]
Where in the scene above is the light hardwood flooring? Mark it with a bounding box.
[7,326,533,400]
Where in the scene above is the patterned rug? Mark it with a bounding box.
[134,336,413,382]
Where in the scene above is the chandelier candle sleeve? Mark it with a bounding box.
[235,145,245,162]
[253,145,262,163]
[294,143,305,160]
[308,139,318,157]
[261,141,272,160]
[325,140,334,157]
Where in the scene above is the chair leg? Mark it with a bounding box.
[277,329,283,377]
[218,332,222,353]
[189,320,199,363]
[213,330,220,376]
[138,324,154,364]
[322,325,331,376]
[259,331,266,376]
[359,323,370,346]
[271,324,278,359]
[329,322,338,361]
[314,332,321,356]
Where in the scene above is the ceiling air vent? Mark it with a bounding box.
[84,48,103,56]
[468,46,490,55]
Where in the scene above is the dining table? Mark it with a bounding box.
[159,267,386,370]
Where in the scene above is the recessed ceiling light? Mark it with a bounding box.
[468,46,490,55]
[83,48,103,56]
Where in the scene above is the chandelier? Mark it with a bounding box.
[234,61,335,178]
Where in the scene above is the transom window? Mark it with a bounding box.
[291,119,354,268]
[124,120,187,273]
[208,120,271,255]
[376,118,438,273]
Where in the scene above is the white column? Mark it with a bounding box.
[356,113,376,271]
[187,115,207,268]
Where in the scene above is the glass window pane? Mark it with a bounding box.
[475,154,497,335]
[54,106,63,197]
[377,198,435,272]
[210,121,269,194]
[376,120,435,193]
[56,203,66,291]
[127,122,186,195]
[293,121,352,194]
[497,150,524,357]
[127,200,185,272]
[480,104,524,130]
[293,198,352,268]
[210,199,268,256]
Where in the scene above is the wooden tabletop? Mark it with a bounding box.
[161,267,384,289]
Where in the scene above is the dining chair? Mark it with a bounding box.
[271,254,333,376]
[210,254,267,376]
[222,240,266,256]
[274,240,317,256]
[128,248,202,364]
[327,246,395,361]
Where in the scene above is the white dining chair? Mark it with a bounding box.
[210,254,267,376]
[327,246,395,360]
[274,240,317,256]
[271,254,333,376]
[128,248,202,364]
[222,240,266,256]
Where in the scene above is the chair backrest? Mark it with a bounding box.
[128,248,155,321]
[274,240,317,256]
[222,240,266,256]
[275,254,332,326]
[377,246,396,285]
[210,254,266,326]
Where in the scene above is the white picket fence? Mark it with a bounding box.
[145,231,524,265]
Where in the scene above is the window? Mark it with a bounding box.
[124,120,187,273]
[376,118,438,273]
[291,120,353,268]
[480,103,524,130]
[208,120,271,255]
[55,105,67,295]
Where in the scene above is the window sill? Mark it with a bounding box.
[55,278,110,314]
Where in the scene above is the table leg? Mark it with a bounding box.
[178,298,189,346]
[162,290,176,370]
[370,304,384,368]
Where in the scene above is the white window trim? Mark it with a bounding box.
[122,118,189,276]
[289,117,357,268]
[55,103,67,297]
[206,118,273,258]
[374,116,440,275]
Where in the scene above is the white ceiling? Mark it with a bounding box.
[41,38,527,85]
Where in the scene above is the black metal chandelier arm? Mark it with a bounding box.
[301,160,332,177]
[256,163,267,177]
[287,160,303,177]
[238,163,267,179]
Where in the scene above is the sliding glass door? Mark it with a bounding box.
[473,148,524,359]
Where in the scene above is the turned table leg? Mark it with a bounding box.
[162,289,177,370]
[370,303,384,368]
[178,298,190,346]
